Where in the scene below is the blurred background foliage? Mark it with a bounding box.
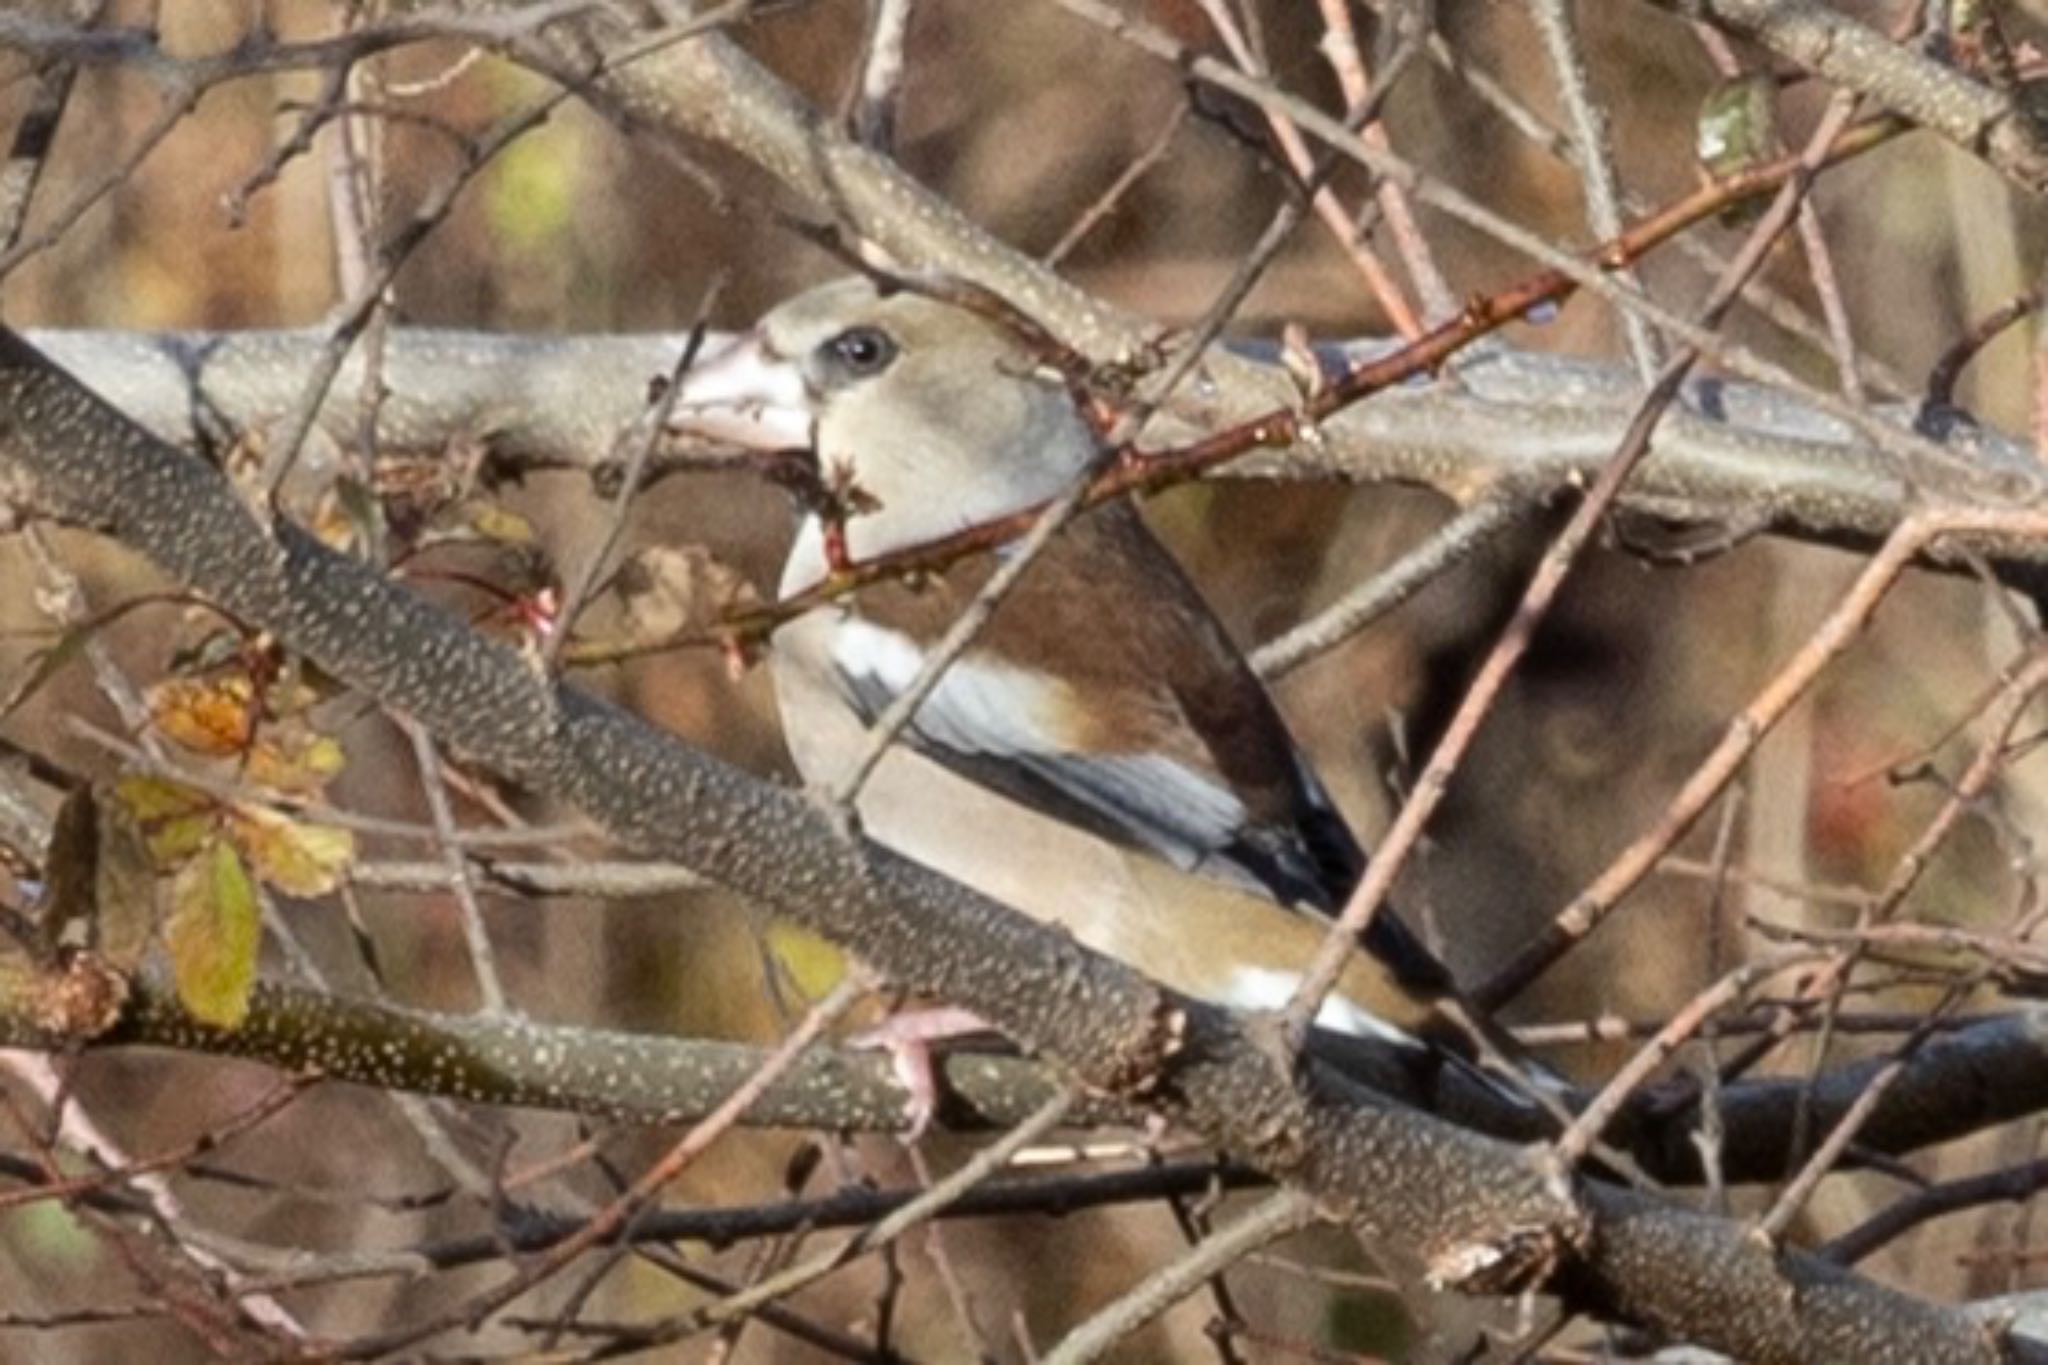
[1,0,2046,1359]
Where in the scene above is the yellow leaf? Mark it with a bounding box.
[262,675,323,719]
[165,838,259,1028]
[245,731,347,795]
[113,775,208,822]
[147,676,256,756]
[485,118,577,252]
[464,501,537,545]
[228,807,355,898]
[111,775,217,866]
[763,921,849,1003]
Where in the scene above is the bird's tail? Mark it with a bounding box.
[1427,995,1574,1115]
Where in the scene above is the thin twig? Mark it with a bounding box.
[1925,291,2040,418]
[1315,0,1457,323]
[0,1072,311,1214]
[1045,102,1189,267]
[1416,23,1910,395]
[0,75,200,282]
[330,971,878,1358]
[1284,98,1857,1049]
[1475,509,2016,1010]
[1533,0,1660,379]
[1039,1190,1319,1365]
[1548,951,1818,1169]
[1250,496,1525,679]
[849,0,915,151]
[1823,1156,2048,1266]
[1196,0,1421,336]
[0,1051,306,1335]
[545,277,726,670]
[0,0,104,250]
[400,719,508,1013]
[255,90,570,502]
[548,1089,1079,1357]
[1754,983,1976,1242]
[1049,0,1966,481]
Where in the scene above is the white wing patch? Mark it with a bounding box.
[830,618,1070,754]
[1222,966,1423,1049]
[829,618,1249,865]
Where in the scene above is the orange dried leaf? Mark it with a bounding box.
[148,676,256,756]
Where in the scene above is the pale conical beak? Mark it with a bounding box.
[666,331,815,451]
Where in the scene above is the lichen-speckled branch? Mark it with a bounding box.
[6,933,2048,1192]
[29,325,2048,600]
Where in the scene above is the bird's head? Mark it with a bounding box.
[671,278,1100,578]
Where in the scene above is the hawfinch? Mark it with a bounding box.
[671,277,1542,1105]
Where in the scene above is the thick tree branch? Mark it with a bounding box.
[29,326,2048,597]
[5,961,2048,1193]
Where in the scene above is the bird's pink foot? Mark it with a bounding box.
[851,1007,994,1139]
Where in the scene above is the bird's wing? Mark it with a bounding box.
[824,613,1253,868]
[820,503,1460,999]
[819,507,1344,894]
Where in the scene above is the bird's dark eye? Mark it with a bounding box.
[823,326,897,377]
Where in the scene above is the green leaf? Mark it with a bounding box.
[1697,74,1781,224]
[165,838,260,1029]
[764,921,849,1003]
[147,675,256,756]
[112,775,217,865]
